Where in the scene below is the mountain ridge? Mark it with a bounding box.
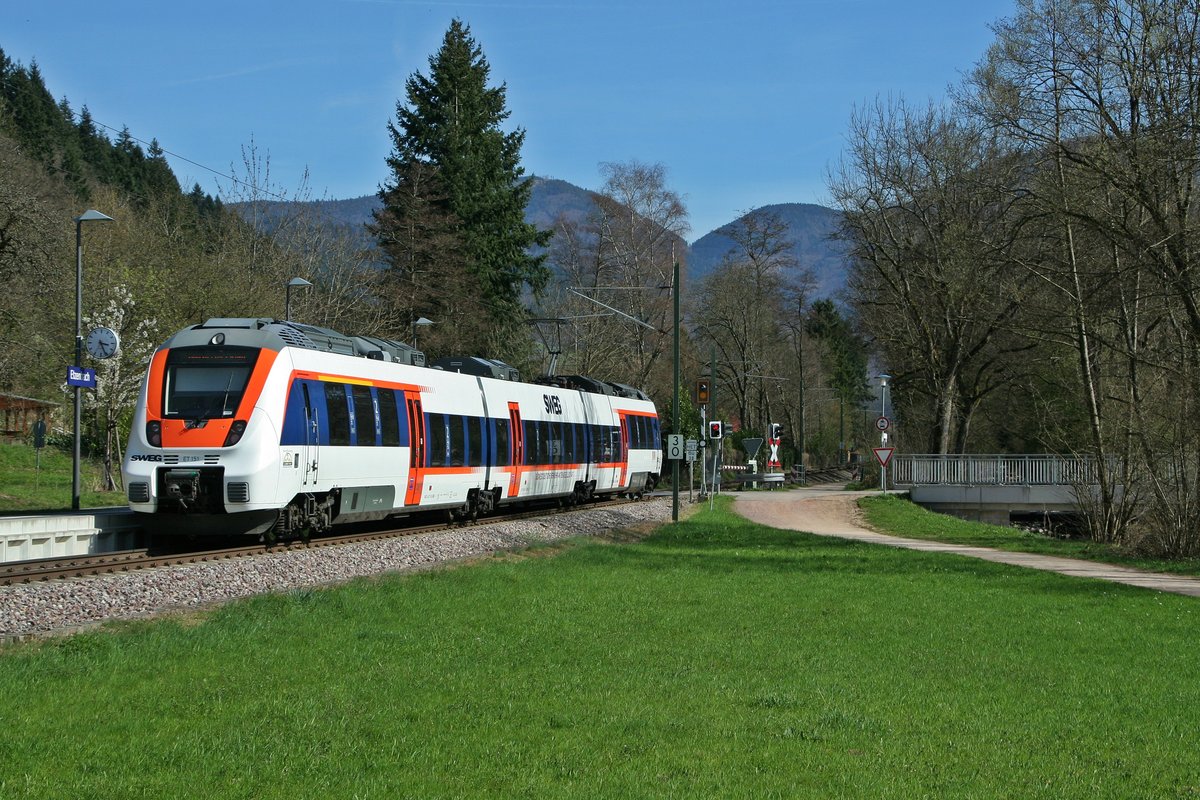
[242,178,850,298]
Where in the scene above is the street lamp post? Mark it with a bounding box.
[285,277,312,322]
[412,316,433,351]
[73,210,113,511]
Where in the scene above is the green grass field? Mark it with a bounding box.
[2,498,1199,798]
[0,442,126,512]
[861,492,1200,576]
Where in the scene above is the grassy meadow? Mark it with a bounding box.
[2,497,1199,798]
[861,492,1200,577]
[0,442,126,513]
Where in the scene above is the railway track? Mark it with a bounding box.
[0,497,629,586]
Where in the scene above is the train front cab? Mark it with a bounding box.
[124,342,284,535]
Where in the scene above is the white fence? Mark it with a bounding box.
[893,455,1101,487]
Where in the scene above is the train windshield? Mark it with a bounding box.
[162,346,260,419]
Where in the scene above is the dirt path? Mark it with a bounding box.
[732,488,1200,598]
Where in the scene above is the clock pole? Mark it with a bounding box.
[73,210,113,511]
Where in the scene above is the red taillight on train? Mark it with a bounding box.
[223,420,247,447]
[146,421,162,448]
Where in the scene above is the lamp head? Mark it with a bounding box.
[75,209,114,224]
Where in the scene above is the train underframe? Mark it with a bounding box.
[143,468,659,542]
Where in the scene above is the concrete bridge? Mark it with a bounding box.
[891,455,1102,525]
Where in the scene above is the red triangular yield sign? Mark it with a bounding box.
[873,447,895,467]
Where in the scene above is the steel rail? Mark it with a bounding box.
[0,497,632,586]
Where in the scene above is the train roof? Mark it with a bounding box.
[166,318,427,367]
[430,356,520,382]
[534,374,651,401]
[164,318,650,400]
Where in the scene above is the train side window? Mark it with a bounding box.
[351,385,376,446]
[468,417,485,467]
[524,421,540,465]
[449,415,466,466]
[591,425,604,462]
[494,419,510,466]
[532,421,541,465]
[378,389,401,447]
[427,413,449,467]
[325,383,352,446]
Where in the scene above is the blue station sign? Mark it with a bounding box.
[67,365,98,389]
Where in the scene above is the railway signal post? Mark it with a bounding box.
[876,373,892,492]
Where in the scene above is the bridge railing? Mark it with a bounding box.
[892,454,1101,486]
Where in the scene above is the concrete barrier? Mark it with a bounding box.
[0,508,141,563]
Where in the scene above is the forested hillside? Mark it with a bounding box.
[832,0,1200,556]
[688,203,849,298]
[0,47,388,481]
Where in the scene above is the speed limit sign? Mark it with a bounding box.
[667,434,685,460]
[876,416,891,432]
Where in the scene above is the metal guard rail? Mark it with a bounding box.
[892,455,1102,486]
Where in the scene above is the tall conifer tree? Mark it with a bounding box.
[374,18,551,359]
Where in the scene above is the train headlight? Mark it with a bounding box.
[146,420,162,448]
[223,420,248,447]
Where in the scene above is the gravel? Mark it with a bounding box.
[0,498,672,642]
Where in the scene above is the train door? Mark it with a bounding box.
[303,382,319,486]
[618,414,630,488]
[405,394,426,505]
[507,402,523,498]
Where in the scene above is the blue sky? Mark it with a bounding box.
[8,0,1013,240]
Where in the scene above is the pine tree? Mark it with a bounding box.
[144,138,181,199]
[375,18,551,359]
[4,59,67,165]
[77,105,110,168]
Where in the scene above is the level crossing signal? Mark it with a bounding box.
[767,423,782,469]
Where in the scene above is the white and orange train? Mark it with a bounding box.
[122,318,662,538]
